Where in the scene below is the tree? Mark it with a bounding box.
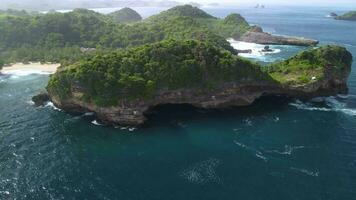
[0,59,4,69]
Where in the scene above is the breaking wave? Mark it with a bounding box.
[264,145,305,155]
[290,167,319,177]
[228,39,283,62]
[44,102,62,111]
[289,96,356,116]
[2,70,53,78]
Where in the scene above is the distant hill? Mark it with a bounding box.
[335,11,356,21]
[151,5,215,19]
[108,7,142,23]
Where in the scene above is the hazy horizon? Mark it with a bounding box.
[0,0,355,11]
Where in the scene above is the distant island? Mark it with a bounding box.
[0,5,318,66]
[335,11,356,21]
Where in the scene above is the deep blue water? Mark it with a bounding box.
[1,6,356,200]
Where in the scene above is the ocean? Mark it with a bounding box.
[1,6,356,200]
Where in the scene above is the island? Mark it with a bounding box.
[0,5,318,65]
[335,11,356,21]
[33,40,352,125]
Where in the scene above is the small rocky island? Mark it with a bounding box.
[335,11,356,21]
[34,40,353,125]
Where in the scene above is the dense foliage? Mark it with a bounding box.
[0,58,4,69]
[266,45,352,84]
[336,11,356,21]
[47,40,272,106]
[0,5,252,64]
[108,7,142,23]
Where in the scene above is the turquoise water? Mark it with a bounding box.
[1,6,356,200]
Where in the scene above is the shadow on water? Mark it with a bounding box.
[143,96,293,128]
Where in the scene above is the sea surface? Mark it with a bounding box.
[1,6,356,200]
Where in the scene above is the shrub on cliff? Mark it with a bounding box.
[266,45,352,84]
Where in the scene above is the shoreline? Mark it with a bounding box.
[1,62,60,75]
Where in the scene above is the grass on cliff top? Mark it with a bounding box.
[266,45,352,85]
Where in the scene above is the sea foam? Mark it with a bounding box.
[289,97,356,116]
[227,39,282,62]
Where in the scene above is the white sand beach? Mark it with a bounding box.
[1,62,60,75]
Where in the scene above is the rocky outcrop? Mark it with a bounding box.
[238,26,319,46]
[48,66,350,126]
[40,43,352,126]
[32,92,50,106]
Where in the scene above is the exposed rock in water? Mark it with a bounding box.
[329,12,338,17]
[41,40,353,126]
[238,28,319,46]
[32,92,50,106]
[261,46,273,52]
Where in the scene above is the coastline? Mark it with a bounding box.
[1,62,60,75]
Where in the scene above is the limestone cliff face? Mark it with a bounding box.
[47,66,350,126]
[37,43,352,126]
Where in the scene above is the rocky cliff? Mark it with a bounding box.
[35,41,352,126]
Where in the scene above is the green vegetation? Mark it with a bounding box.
[48,40,351,108]
[108,7,142,23]
[0,5,253,64]
[0,58,4,69]
[335,11,356,21]
[47,39,272,106]
[266,45,352,85]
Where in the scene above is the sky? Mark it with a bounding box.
[177,0,356,6]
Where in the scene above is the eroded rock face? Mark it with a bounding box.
[41,43,352,126]
[48,71,349,126]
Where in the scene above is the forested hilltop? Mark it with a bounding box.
[108,7,142,23]
[43,39,352,125]
[0,5,317,67]
[0,5,247,65]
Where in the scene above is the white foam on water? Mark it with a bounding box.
[129,127,137,132]
[44,102,62,111]
[91,120,102,126]
[227,39,282,62]
[234,140,269,162]
[290,167,319,177]
[27,100,35,105]
[83,112,95,116]
[2,69,53,78]
[0,191,10,195]
[180,158,221,184]
[255,153,268,162]
[265,145,305,155]
[289,97,356,116]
